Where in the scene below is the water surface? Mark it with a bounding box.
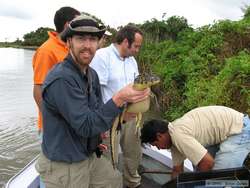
[0,48,40,187]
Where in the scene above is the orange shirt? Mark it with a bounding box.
[32,31,68,130]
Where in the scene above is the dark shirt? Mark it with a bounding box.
[41,54,122,162]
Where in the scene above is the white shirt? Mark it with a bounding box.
[90,44,139,103]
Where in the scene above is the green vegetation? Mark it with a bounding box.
[137,15,250,120]
[1,11,249,119]
[22,27,53,46]
[0,27,53,48]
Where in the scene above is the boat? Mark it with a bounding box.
[5,146,193,188]
[140,145,193,186]
[5,155,40,188]
[163,167,250,188]
[5,146,250,188]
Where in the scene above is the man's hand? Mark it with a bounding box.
[112,84,150,107]
[172,164,184,179]
[97,144,108,152]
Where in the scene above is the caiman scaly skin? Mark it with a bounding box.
[110,73,160,169]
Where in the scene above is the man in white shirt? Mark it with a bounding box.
[91,25,143,188]
[141,106,250,179]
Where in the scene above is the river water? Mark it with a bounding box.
[0,48,40,187]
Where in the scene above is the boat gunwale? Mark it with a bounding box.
[5,155,39,188]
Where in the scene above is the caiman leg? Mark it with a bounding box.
[135,112,142,133]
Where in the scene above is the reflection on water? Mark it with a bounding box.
[0,48,40,187]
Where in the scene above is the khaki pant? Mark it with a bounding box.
[35,152,122,188]
[103,119,141,188]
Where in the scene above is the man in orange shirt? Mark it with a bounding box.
[32,7,80,134]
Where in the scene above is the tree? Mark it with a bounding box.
[241,4,250,19]
[165,16,190,40]
[23,27,53,46]
[140,18,169,42]
[140,16,190,42]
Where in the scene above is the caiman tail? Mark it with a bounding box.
[110,117,120,169]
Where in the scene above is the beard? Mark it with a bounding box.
[70,44,95,70]
[76,49,93,65]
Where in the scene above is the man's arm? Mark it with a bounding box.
[43,79,150,138]
[172,164,184,179]
[33,84,43,111]
[171,152,214,179]
[197,152,214,171]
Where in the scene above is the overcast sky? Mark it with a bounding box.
[0,0,250,41]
